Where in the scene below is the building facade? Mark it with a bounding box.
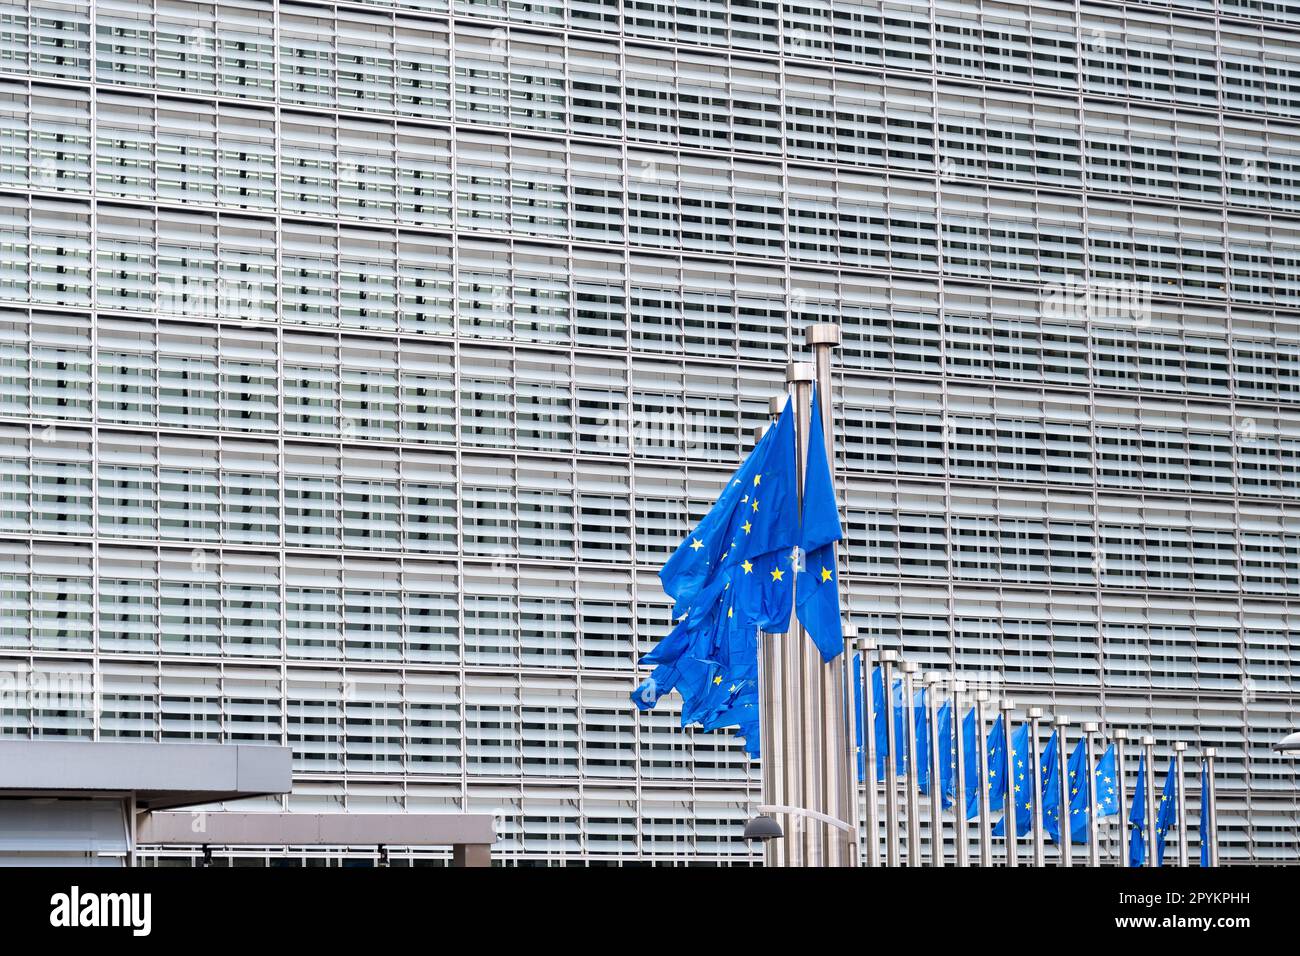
[0,0,1298,863]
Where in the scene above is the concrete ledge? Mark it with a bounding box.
[0,741,292,810]
[137,812,497,848]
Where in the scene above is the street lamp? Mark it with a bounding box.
[744,815,784,842]
[1272,732,1300,756]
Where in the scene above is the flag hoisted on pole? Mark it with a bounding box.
[952,679,969,867]
[1029,708,1046,867]
[926,672,945,866]
[880,651,902,867]
[1204,747,1219,867]
[974,691,993,867]
[902,661,922,866]
[1174,741,1189,867]
[1114,728,1130,867]
[857,637,880,867]
[1083,721,1101,867]
[1055,716,1073,866]
[1143,735,1157,868]
[1129,750,1148,867]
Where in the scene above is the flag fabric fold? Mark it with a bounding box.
[796,387,844,662]
[1129,753,1148,867]
[1155,761,1178,865]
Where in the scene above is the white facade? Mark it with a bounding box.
[0,0,1297,863]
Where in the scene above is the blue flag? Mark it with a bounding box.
[1095,744,1120,818]
[852,653,865,782]
[986,716,1008,813]
[992,722,1032,838]
[1047,738,1089,844]
[936,699,955,809]
[1129,752,1147,867]
[1199,761,1209,867]
[914,687,932,794]
[1155,761,1178,865]
[633,398,802,757]
[1041,729,1061,838]
[872,668,908,780]
[962,708,980,820]
[796,388,844,661]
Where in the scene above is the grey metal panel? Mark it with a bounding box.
[137,812,496,847]
[0,741,292,810]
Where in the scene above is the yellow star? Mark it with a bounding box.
[727,607,733,618]
[754,474,761,486]
[690,538,703,551]
[820,566,833,582]
[742,521,752,534]
[751,500,759,512]
[741,560,753,574]
[713,676,723,685]
[770,568,784,582]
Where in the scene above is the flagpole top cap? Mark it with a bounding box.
[1112,728,1127,740]
[752,424,767,441]
[1173,741,1188,752]
[879,649,899,663]
[901,660,919,674]
[857,637,877,652]
[1055,716,1071,727]
[785,361,816,384]
[975,689,990,702]
[1028,707,1044,719]
[925,671,945,685]
[951,679,966,692]
[768,395,785,416]
[1082,721,1100,733]
[1203,747,1216,757]
[842,623,858,639]
[1141,735,1155,745]
[805,323,842,347]
[1000,697,1015,711]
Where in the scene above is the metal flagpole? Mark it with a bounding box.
[1174,741,1189,867]
[902,661,922,866]
[858,635,879,867]
[1114,728,1129,868]
[1146,735,1160,867]
[1205,747,1219,866]
[879,649,901,867]
[1056,716,1072,867]
[841,623,860,867]
[975,690,992,867]
[769,390,805,867]
[787,363,824,865]
[1028,707,1045,867]
[754,415,785,868]
[1001,697,1017,867]
[806,324,855,868]
[952,679,968,867]
[1083,721,1100,867]
[926,672,945,866]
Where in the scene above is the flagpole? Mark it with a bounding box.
[1114,728,1129,869]
[1142,735,1156,867]
[952,679,969,867]
[787,365,825,865]
[902,661,922,866]
[975,690,993,867]
[880,649,901,867]
[926,672,945,867]
[1029,707,1045,867]
[1083,721,1100,867]
[1001,697,1017,867]
[753,417,785,868]
[1174,741,1189,867]
[807,324,855,868]
[858,635,879,867]
[1205,747,1218,866]
[1056,716,1072,867]
[841,623,860,866]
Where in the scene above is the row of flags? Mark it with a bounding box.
[857,663,1216,865]
[630,391,846,756]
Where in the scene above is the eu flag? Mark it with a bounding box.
[853,653,866,782]
[632,398,801,757]
[1155,761,1177,865]
[962,708,980,820]
[992,722,1032,838]
[936,699,955,809]
[1129,752,1147,867]
[1041,729,1061,837]
[1095,743,1119,818]
[986,716,1008,813]
[914,687,932,794]
[1047,738,1089,844]
[872,667,908,780]
[796,387,844,661]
